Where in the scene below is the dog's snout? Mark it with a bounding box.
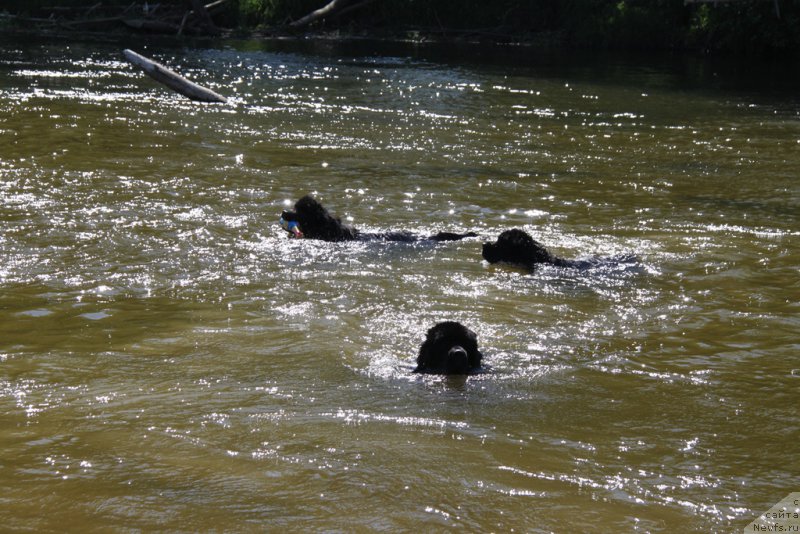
[448,345,467,357]
[445,345,469,374]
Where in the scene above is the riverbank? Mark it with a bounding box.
[2,0,799,56]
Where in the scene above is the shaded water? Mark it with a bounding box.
[1,36,798,531]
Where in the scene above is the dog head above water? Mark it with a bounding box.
[280,194,357,242]
[414,321,483,375]
[481,228,557,269]
[280,194,478,243]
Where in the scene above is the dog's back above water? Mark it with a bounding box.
[482,228,638,271]
[280,194,478,243]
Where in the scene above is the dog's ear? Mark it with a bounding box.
[414,337,433,372]
[470,349,483,368]
[415,323,446,372]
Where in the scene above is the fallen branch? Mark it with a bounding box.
[177,10,192,35]
[4,1,229,35]
[289,0,376,28]
[0,13,58,24]
[123,18,180,33]
[61,16,124,29]
[204,0,230,12]
[177,0,229,35]
[123,49,227,103]
[333,0,380,20]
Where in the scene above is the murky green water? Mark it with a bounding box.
[1,36,798,532]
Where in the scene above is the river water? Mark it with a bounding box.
[0,36,798,532]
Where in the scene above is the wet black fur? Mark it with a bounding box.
[414,321,483,375]
[482,228,636,270]
[283,195,478,242]
[482,228,574,269]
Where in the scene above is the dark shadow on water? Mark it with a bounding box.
[225,37,800,101]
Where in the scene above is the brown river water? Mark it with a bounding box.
[0,36,798,532]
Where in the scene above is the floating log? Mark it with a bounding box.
[122,49,227,103]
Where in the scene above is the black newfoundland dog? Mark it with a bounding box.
[482,228,636,270]
[482,228,573,268]
[280,195,478,242]
[413,321,483,375]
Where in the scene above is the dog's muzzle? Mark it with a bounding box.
[445,345,470,374]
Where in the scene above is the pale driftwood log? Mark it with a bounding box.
[122,49,227,103]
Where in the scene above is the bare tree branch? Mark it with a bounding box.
[289,0,378,29]
[188,0,220,34]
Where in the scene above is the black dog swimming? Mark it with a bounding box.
[482,228,635,270]
[414,321,483,375]
[280,195,478,242]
